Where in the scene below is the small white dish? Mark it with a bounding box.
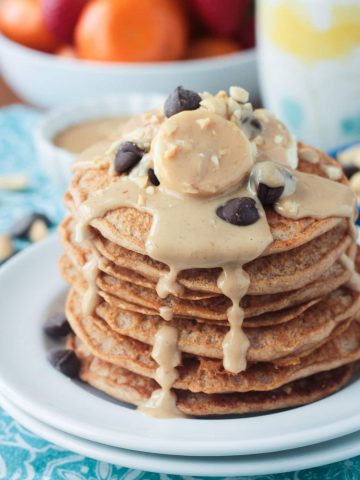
[34,93,165,189]
[0,34,258,108]
[2,392,360,477]
[1,235,360,458]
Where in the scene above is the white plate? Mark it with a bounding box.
[2,392,360,478]
[1,235,360,457]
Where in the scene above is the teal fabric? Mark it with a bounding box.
[0,105,359,480]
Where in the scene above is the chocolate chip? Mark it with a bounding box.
[241,115,263,140]
[114,142,144,174]
[257,183,284,206]
[164,86,202,118]
[216,197,260,226]
[343,164,359,179]
[10,213,51,239]
[250,118,263,131]
[47,349,80,378]
[148,168,160,186]
[44,313,71,338]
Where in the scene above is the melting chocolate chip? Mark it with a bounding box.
[44,313,72,338]
[257,183,284,206]
[216,197,260,226]
[47,349,80,378]
[250,118,263,132]
[342,164,359,179]
[241,115,263,140]
[10,213,51,239]
[164,86,202,118]
[114,142,144,174]
[148,168,160,186]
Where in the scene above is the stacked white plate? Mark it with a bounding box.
[1,235,360,477]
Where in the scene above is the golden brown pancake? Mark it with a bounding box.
[65,287,360,394]
[59,248,356,322]
[59,215,351,296]
[69,336,353,416]
[59,95,360,418]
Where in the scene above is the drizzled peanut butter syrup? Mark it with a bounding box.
[71,87,358,418]
[82,254,100,315]
[218,266,250,372]
[275,170,356,219]
[138,325,183,418]
[75,173,272,376]
[159,306,174,321]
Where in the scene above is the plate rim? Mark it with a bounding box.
[2,392,360,478]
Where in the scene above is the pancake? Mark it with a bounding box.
[58,86,360,418]
[97,223,352,296]
[91,287,360,361]
[59,251,355,320]
[69,336,353,416]
[59,215,351,296]
[66,287,360,394]
[66,151,347,261]
[96,270,356,324]
[99,294,320,330]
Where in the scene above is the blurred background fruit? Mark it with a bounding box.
[190,0,254,49]
[187,36,242,59]
[55,44,78,58]
[41,0,87,44]
[0,0,257,106]
[191,0,252,37]
[0,0,254,60]
[0,0,59,52]
[75,0,188,62]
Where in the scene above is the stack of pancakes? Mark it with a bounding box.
[59,144,360,416]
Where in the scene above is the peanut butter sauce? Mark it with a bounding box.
[218,266,250,373]
[54,117,128,154]
[75,175,272,378]
[82,255,100,316]
[159,306,173,321]
[138,325,184,418]
[71,87,358,418]
[275,170,356,220]
[252,109,298,169]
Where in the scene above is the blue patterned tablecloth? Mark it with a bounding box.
[1,105,360,480]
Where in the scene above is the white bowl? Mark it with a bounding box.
[34,93,166,189]
[0,34,258,108]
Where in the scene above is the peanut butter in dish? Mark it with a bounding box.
[53,117,128,154]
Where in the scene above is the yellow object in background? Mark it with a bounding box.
[257,0,360,150]
[260,1,360,62]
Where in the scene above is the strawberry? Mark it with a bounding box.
[191,0,252,38]
[41,0,87,43]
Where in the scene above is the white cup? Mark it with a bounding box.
[257,0,360,151]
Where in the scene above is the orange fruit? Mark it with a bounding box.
[187,36,242,59]
[0,0,59,52]
[55,45,78,58]
[75,0,188,62]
